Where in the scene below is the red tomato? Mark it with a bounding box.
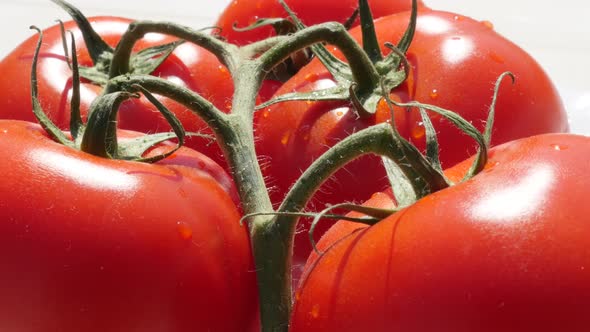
[256,10,568,266]
[216,0,426,45]
[0,16,236,166]
[0,120,258,331]
[291,133,590,331]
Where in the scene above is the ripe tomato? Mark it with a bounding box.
[0,16,236,166]
[291,133,590,331]
[0,120,258,331]
[256,10,568,266]
[215,0,426,45]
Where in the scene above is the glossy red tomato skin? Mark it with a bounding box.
[0,120,258,332]
[215,0,426,45]
[256,10,568,265]
[0,17,236,166]
[291,133,590,332]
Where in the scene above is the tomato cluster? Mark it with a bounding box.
[0,0,584,331]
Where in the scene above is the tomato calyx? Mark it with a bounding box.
[230,7,361,82]
[256,0,418,119]
[51,0,183,85]
[30,27,189,163]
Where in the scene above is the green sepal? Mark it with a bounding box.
[50,0,113,65]
[127,40,185,77]
[358,0,382,62]
[52,0,184,86]
[484,72,515,147]
[67,30,84,141]
[396,0,418,53]
[30,26,74,147]
[419,107,443,173]
[117,132,179,163]
[80,91,133,158]
[256,84,349,110]
[390,99,488,181]
[382,157,418,207]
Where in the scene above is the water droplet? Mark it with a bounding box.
[1,129,7,134]
[281,132,291,145]
[262,110,270,118]
[311,304,320,318]
[304,73,319,82]
[429,89,439,100]
[481,20,494,29]
[411,123,426,139]
[551,144,568,151]
[176,221,193,241]
[489,51,504,64]
[453,15,463,21]
[218,65,229,74]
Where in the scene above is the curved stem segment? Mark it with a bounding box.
[258,22,380,94]
[107,20,235,84]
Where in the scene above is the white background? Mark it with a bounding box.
[1,0,589,133]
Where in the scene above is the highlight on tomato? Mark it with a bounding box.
[291,133,590,332]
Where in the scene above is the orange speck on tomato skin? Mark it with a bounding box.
[310,304,320,318]
[281,132,291,145]
[176,221,193,241]
[489,51,505,64]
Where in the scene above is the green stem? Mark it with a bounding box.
[105,19,420,332]
[258,22,380,94]
[109,74,226,129]
[279,123,419,214]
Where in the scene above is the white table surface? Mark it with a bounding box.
[1,0,589,134]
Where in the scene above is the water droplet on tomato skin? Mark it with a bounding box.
[217,65,229,75]
[1,129,7,134]
[429,89,439,100]
[481,20,494,29]
[411,122,426,139]
[550,144,568,151]
[176,221,193,241]
[304,72,319,83]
